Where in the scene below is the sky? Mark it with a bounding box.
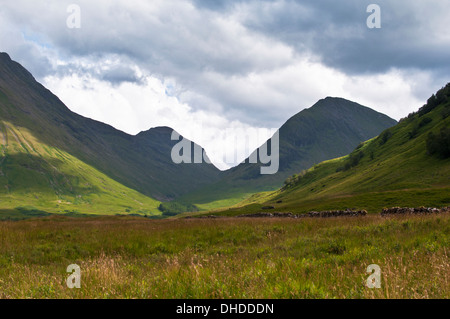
[0,0,449,169]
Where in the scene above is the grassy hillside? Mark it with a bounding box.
[0,120,161,219]
[179,98,397,211]
[195,84,450,217]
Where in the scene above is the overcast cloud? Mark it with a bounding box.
[0,0,449,169]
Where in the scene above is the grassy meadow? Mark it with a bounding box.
[0,213,448,299]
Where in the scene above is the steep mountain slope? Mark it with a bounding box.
[181,97,397,210]
[0,52,221,201]
[207,83,450,217]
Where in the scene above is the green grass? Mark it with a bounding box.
[0,121,161,218]
[179,185,260,212]
[0,214,448,298]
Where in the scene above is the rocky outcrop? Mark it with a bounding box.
[380,207,449,216]
[238,212,297,218]
[304,210,367,218]
[185,207,450,219]
[238,209,367,218]
[185,215,221,219]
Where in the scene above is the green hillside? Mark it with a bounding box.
[179,98,397,211]
[0,52,221,201]
[0,120,161,219]
[191,83,450,217]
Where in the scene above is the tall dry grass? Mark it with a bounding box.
[0,214,448,298]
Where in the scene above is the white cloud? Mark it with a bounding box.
[43,72,270,170]
[42,57,433,172]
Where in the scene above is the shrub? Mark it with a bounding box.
[158,202,198,216]
[283,170,307,189]
[408,127,419,140]
[379,130,392,145]
[337,151,364,172]
[408,118,432,140]
[426,127,450,158]
[418,117,432,128]
[418,83,450,116]
[326,241,347,255]
[355,142,364,150]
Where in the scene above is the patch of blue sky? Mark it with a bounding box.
[22,31,53,50]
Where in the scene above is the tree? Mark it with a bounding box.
[426,127,450,158]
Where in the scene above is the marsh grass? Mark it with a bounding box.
[0,214,448,299]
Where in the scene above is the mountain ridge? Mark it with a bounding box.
[196,83,450,217]
[0,52,221,201]
[178,96,397,211]
[0,51,402,217]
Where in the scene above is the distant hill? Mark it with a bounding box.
[206,83,450,217]
[180,97,397,211]
[0,52,221,205]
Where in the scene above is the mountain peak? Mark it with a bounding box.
[0,52,12,61]
[315,96,359,106]
[0,52,37,85]
[136,126,175,137]
[307,96,394,121]
[149,126,174,133]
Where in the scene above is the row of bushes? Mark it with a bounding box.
[418,83,450,116]
[400,83,450,122]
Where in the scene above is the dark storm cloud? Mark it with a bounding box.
[3,0,449,76]
[1,0,449,128]
[191,0,249,11]
[8,0,447,80]
[233,0,450,75]
[100,65,145,85]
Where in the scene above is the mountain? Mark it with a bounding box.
[0,52,221,206]
[0,120,162,218]
[206,83,450,217]
[180,97,397,211]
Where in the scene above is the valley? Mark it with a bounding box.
[185,84,450,218]
[0,52,448,300]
